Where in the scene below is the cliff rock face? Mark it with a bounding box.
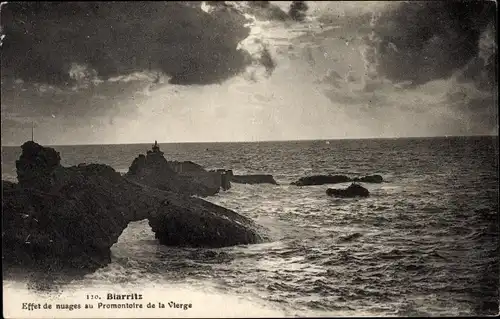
[3,163,140,271]
[15,141,62,191]
[3,141,266,272]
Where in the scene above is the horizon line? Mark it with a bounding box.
[1,133,498,148]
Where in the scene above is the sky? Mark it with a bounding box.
[0,1,498,145]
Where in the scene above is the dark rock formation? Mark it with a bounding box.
[231,174,278,185]
[207,169,232,191]
[126,142,233,196]
[169,160,206,173]
[3,141,266,273]
[292,174,384,186]
[148,194,264,248]
[353,174,383,184]
[172,166,232,193]
[291,174,351,186]
[326,183,370,198]
[126,153,221,197]
[3,162,142,271]
[15,141,61,191]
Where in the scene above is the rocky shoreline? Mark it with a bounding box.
[2,141,384,273]
[2,141,267,273]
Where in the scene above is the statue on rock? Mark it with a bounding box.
[148,140,164,156]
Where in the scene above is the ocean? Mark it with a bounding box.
[2,136,499,317]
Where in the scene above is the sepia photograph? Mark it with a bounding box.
[1,1,498,317]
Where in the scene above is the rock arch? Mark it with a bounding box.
[2,142,266,273]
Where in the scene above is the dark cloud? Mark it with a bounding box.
[369,1,496,87]
[289,1,309,22]
[1,1,255,86]
[311,1,497,134]
[365,1,497,133]
[0,79,148,118]
[457,26,497,92]
[246,1,290,21]
[248,1,271,9]
[0,76,156,144]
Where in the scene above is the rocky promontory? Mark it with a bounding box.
[2,141,266,272]
[125,142,231,196]
[291,174,384,186]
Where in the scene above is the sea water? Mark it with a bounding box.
[2,136,498,316]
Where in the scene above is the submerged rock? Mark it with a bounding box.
[189,249,233,263]
[2,141,265,273]
[326,183,370,198]
[338,232,363,242]
[231,174,278,185]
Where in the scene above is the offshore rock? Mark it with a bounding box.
[326,183,370,198]
[2,141,265,273]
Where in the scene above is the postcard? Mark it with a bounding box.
[1,1,498,318]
